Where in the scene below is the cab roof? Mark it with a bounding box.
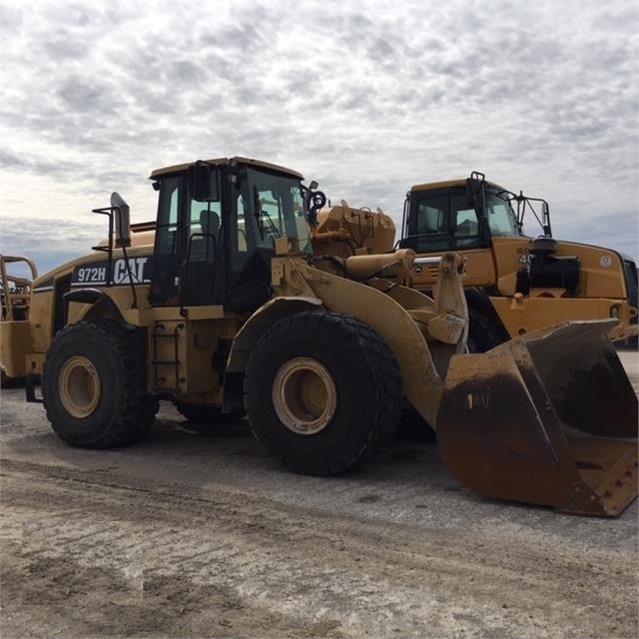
[411,178,505,192]
[149,156,304,180]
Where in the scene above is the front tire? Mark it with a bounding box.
[42,321,156,448]
[244,311,402,475]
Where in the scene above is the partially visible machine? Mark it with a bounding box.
[399,171,638,351]
[0,255,38,386]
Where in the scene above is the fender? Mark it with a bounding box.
[63,288,136,331]
[222,296,323,413]
[226,296,323,374]
[61,288,147,396]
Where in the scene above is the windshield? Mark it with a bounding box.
[485,190,520,236]
[247,168,308,247]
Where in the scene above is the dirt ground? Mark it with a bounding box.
[1,351,637,638]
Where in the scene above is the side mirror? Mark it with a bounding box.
[466,172,485,212]
[466,177,485,209]
[465,179,476,207]
[306,190,327,226]
[188,164,219,202]
[542,201,552,236]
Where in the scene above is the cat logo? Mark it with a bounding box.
[73,257,151,287]
[112,257,149,284]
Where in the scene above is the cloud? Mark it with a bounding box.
[553,211,639,260]
[0,0,637,267]
[0,215,106,275]
[0,148,85,179]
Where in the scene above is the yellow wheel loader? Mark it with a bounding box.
[1,157,636,516]
[399,171,638,351]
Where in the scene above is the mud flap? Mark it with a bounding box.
[437,320,638,516]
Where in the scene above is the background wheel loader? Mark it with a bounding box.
[0,156,636,516]
[399,171,638,351]
[306,177,637,352]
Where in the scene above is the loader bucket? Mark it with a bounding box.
[437,320,638,516]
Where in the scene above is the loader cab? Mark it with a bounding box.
[402,180,518,253]
[149,158,308,313]
[401,174,551,253]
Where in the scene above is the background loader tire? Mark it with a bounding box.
[244,311,402,476]
[175,403,225,424]
[42,321,156,448]
[467,308,508,353]
[174,403,240,434]
[1,368,23,388]
[396,406,437,442]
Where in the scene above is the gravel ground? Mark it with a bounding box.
[0,350,637,638]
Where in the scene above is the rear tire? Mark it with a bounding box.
[244,311,402,475]
[42,321,156,448]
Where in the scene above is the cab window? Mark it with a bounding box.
[156,176,181,255]
[188,198,222,263]
[451,193,479,247]
[411,190,481,251]
[417,195,446,236]
[485,192,519,236]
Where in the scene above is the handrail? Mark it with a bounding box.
[0,254,38,321]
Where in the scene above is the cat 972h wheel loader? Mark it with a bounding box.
[1,156,636,516]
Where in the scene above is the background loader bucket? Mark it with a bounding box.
[437,320,638,516]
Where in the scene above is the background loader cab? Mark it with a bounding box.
[401,170,549,253]
[400,172,638,350]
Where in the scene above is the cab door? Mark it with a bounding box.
[149,169,225,307]
[149,175,183,306]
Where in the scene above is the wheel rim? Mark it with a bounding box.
[272,357,337,435]
[58,355,101,419]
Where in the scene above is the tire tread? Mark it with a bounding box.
[43,321,156,448]
[244,311,402,475]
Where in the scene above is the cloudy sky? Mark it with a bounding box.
[1,0,637,275]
